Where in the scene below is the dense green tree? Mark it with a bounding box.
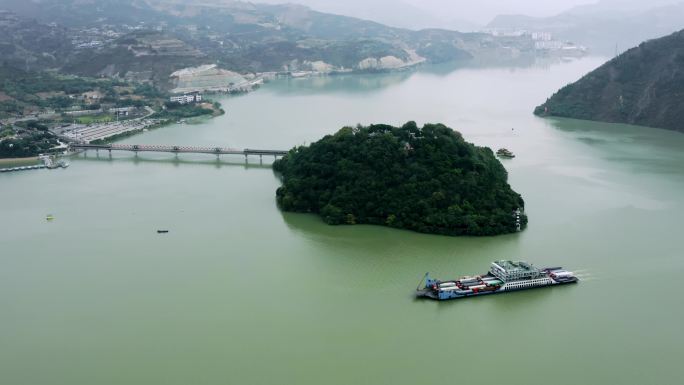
[153,103,214,119]
[273,122,527,236]
[0,132,58,158]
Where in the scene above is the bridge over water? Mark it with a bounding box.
[70,143,289,161]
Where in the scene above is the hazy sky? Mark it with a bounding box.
[256,0,599,26]
[401,0,598,23]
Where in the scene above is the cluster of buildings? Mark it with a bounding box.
[62,106,141,118]
[485,28,587,55]
[70,26,124,51]
[170,92,203,105]
[486,29,528,37]
[69,23,161,51]
[55,119,162,144]
[534,41,586,55]
[530,32,553,41]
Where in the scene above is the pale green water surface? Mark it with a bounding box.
[2,58,684,385]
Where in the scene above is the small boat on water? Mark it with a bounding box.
[496,148,515,159]
[157,230,169,234]
[46,214,55,221]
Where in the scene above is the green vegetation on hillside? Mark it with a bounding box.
[273,122,527,236]
[0,66,112,95]
[0,65,126,118]
[0,64,198,158]
[534,30,684,133]
[0,131,58,158]
[2,1,537,82]
[152,102,218,120]
[0,120,59,158]
[74,115,114,124]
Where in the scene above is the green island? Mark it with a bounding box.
[273,122,527,236]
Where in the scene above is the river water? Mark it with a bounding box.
[2,57,683,385]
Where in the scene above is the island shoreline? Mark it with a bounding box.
[0,156,40,164]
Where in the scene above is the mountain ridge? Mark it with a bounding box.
[534,30,684,133]
[488,0,684,54]
[0,0,537,87]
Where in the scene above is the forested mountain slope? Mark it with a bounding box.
[535,30,684,133]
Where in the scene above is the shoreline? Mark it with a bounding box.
[1,102,226,156]
[0,156,39,165]
[92,105,224,145]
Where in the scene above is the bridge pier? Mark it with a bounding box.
[69,144,289,161]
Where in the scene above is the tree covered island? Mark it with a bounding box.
[273,122,527,236]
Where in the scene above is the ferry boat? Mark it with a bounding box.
[416,260,578,300]
[496,148,515,158]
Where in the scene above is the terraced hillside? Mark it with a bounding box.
[2,0,537,84]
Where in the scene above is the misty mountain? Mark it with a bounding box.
[2,0,169,27]
[563,0,682,16]
[488,0,684,53]
[0,10,72,70]
[535,29,684,133]
[253,0,481,31]
[0,0,536,85]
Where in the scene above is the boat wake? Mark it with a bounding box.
[573,270,595,280]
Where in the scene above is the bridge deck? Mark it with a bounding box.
[70,144,288,156]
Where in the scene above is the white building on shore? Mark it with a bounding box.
[170,92,203,104]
